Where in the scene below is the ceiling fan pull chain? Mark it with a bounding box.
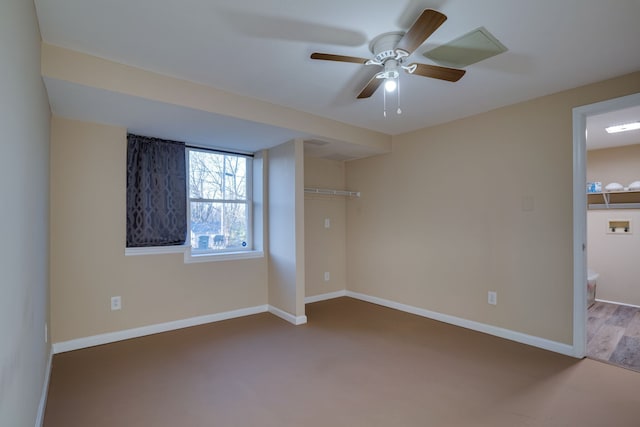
[397,79,402,115]
[383,88,387,117]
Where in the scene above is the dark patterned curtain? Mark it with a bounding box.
[126,134,187,247]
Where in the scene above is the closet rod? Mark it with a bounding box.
[304,187,360,198]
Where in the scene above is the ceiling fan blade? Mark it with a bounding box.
[395,9,447,55]
[357,75,384,99]
[408,63,466,82]
[310,52,370,64]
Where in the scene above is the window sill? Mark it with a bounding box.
[184,249,264,263]
[125,245,189,256]
[125,245,263,264]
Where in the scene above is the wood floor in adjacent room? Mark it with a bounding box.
[587,300,640,372]
[44,297,640,427]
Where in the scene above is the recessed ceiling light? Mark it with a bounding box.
[605,122,640,134]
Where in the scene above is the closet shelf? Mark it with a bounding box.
[587,190,640,209]
[304,187,360,197]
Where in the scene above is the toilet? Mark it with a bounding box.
[587,270,598,308]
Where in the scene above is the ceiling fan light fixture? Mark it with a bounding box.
[384,78,397,92]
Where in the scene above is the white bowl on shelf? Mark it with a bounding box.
[628,181,640,191]
[605,182,624,192]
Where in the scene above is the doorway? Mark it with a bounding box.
[572,92,640,365]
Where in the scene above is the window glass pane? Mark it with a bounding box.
[189,151,246,200]
[190,201,220,248]
[222,202,247,249]
[190,202,248,251]
[188,148,251,253]
[189,151,222,200]
[222,155,247,200]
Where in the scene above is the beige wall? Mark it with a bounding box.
[587,144,640,306]
[0,1,51,426]
[346,72,640,345]
[50,117,268,343]
[267,140,305,317]
[588,143,640,186]
[588,210,640,306]
[304,157,347,297]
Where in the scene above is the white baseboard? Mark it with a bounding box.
[35,348,53,427]
[345,291,576,357]
[595,298,640,309]
[268,305,307,325]
[305,290,347,304]
[51,291,576,357]
[52,305,269,354]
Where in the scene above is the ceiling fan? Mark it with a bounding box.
[310,9,465,100]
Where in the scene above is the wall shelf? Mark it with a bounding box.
[588,190,640,209]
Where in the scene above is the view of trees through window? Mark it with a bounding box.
[188,149,250,252]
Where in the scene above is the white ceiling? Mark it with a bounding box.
[35,0,640,154]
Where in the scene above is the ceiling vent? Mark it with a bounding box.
[323,153,357,162]
[304,139,330,146]
[423,27,507,68]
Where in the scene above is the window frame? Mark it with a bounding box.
[186,147,254,256]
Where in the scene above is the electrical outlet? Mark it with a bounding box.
[324,272,330,282]
[488,291,497,305]
[111,296,122,311]
[324,218,331,229]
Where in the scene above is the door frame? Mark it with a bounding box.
[572,92,640,358]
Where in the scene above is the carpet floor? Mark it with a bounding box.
[44,297,640,426]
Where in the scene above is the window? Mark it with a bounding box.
[125,135,261,261]
[188,148,252,254]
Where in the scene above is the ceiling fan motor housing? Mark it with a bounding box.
[369,32,405,63]
[379,60,400,79]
